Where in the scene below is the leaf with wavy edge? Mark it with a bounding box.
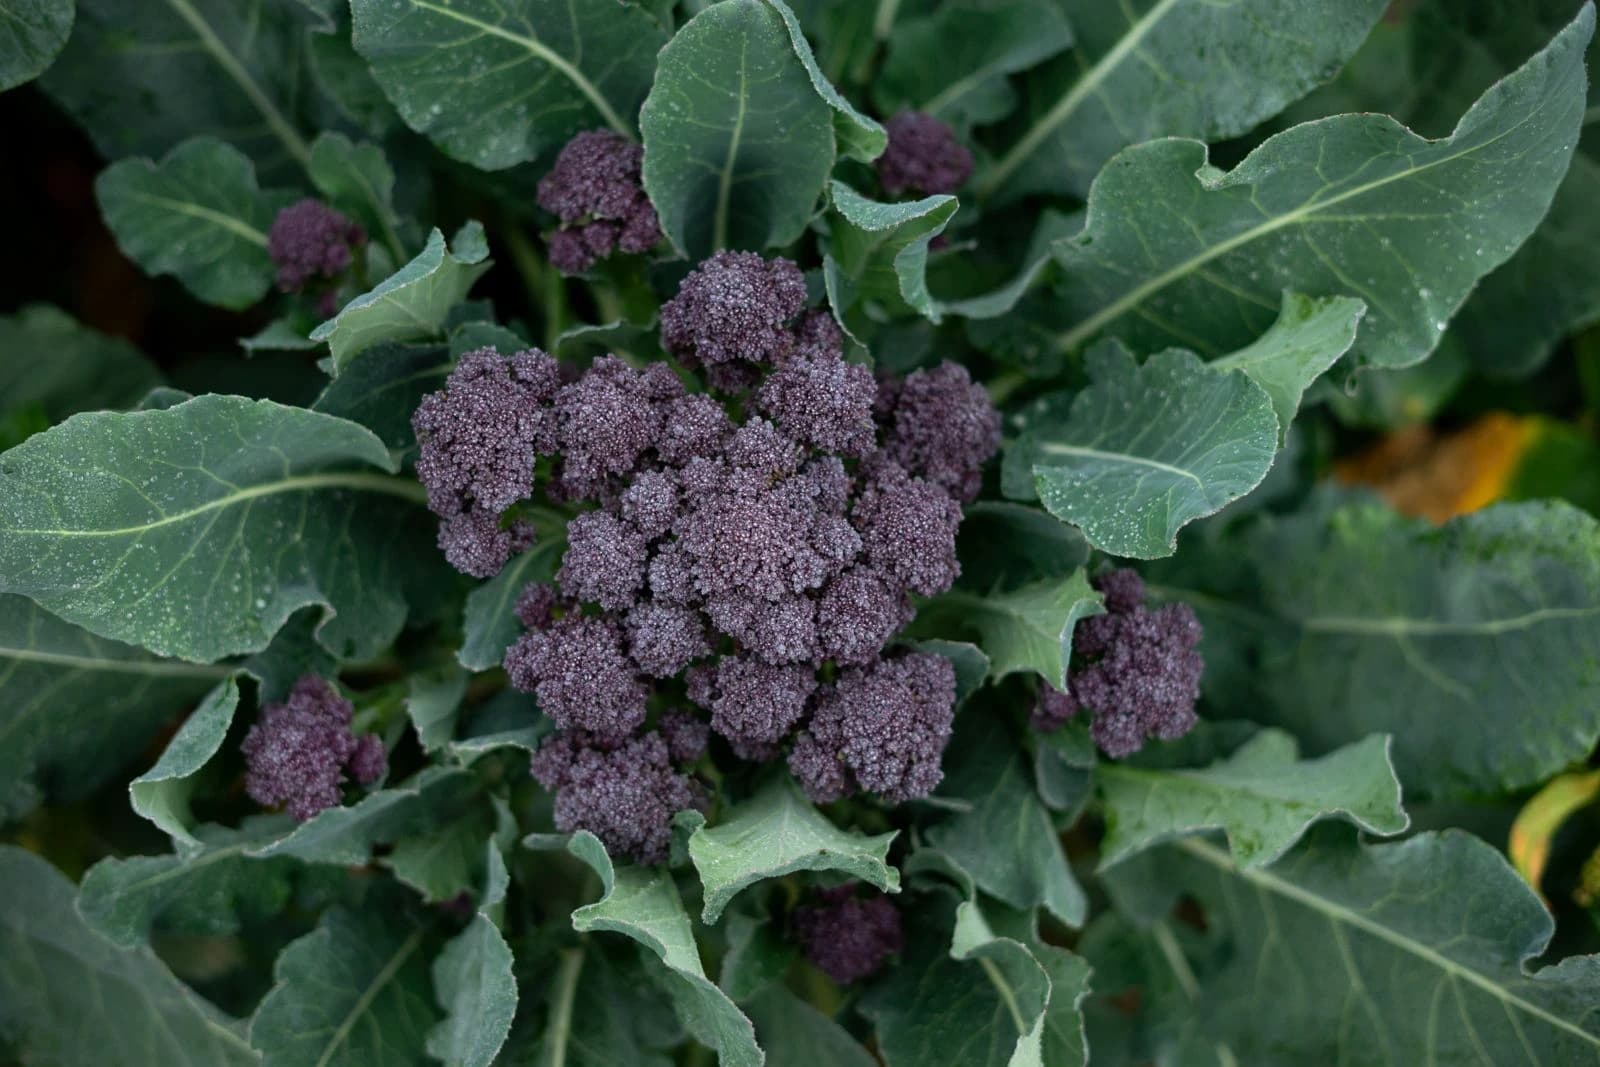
[0,395,439,663]
[685,775,899,924]
[0,846,259,1067]
[1097,729,1408,870]
[0,0,74,92]
[427,914,517,1067]
[250,766,481,865]
[129,677,239,852]
[824,181,958,327]
[765,0,883,162]
[1043,5,1593,371]
[0,304,162,439]
[911,569,1101,691]
[1110,828,1600,1064]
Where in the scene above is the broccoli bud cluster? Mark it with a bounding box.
[268,199,367,316]
[240,675,386,822]
[791,883,904,984]
[1033,569,1204,757]
[537,129,663,274]
[411,250,1000,863]
[876,111,974,198]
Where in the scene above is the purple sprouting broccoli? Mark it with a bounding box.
[528,732,701,864]
[789,651,955,804]
[660,251,807,366]
[792,884,904,984]
[559,510,649,612]
[882,362,1001,502]
[876,112,975,197]
[658,709,710,764]
[816,566,907,666]
[705,656,817,754]
[1037,568,1204,758]
[536,129,663,274]
[437,509,537,580]
[553,355,672,497]
[658,394,734,465]
[504,614,646,743]
[268,199,367,293]
[241,675,386,822]
[757,346,879,457]
[1032,684,1078,733]
[852,463,963,596]
[620,470,681,540]
[626,601,710,678]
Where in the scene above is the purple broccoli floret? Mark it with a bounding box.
[559,510,648,611]
[536,129,662,274]
[679,471,836,602]
[528,732,700,864]
[1032,684,1079,733]
[816,567,906,666]
[268,199,366,293]
[504,615,646,742]
[1066,569,1204,758]
[708,656,817,750]
[883,361,1001,502]
[706,592,819,665]
[553,355,667,496]
[660,251,806,366]
[876,112,974,197]
[789,652,955,804]
[620,470,681,540]
[241,675,385,822]
[852,463,962,596]
[757,349,878,457]
[626,601,710,678]
[658,709,710,764]
[658,394,734,465]
[515,582,560,629]
[437,509,537,580]
[792,884,904,984]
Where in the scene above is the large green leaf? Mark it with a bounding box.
[1042,6,1593,370]
[251,766,481,865]
[875,0,1074,128]
[76,816,300,948]
[926,715,1086,926]
[95,137,282,310]
[41,0,314,180]
[427,914,517,1067]
[1004,343,1279,559]
[640,0,836,258]
[764,0,884,163]
[0,305,162,449]
[307,132,409,264]
[0,395,441,663]
[823,181,958,328]
[128,677,240,852]
[0,0,74,91]
[1097,730,1408,870]
[249,906,438,1067]
[745,986,875,1067]
[311,341,452,462]
[685,775,899,924]
[457,534,562,671]
[1159,495,1600,799]
[0,594,228,822]
[910,569,1101,690]
[565,833,762,1067]
[499,941,677,1067]
[979,0,1388,201]
[0,846,259,1067]
[350,0,665,170]
[1108,828,1600,1063]
[313,223,491,371]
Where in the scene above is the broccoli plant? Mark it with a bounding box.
[6,1,1600,1065]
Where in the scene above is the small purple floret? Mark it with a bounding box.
[792,884,904,984]
[268,199,366,292]
[241,675,384,822]
[660,251,806,366]
[876,112,974,197]
[528,732,699,864]
[536,130,662,274]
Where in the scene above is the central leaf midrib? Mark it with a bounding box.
[6,471,427,539]
[0,645,232,678]
[314,926,428,1067]
[123,190,268,246]
[713,33,752,252]
[407,0,632,138]
[1032,442,1206,487]
[1179,837,1600,1047]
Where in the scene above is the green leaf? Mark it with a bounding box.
[1043,5,1594,370]
[405,665,468,754]
[76,815,299,948]
[979,0,1388,201]
[384,799,499,903]
[640,0,836,258]
[1003,344,1280,558]
[458,535,563,671]
[427,914,517,1067]
[1160,494,1600,798]
[1097,730,1408,870]
[251,766,482,865]
[686,775,900,924]
[311,341,452,461]
[911,569,1102,691]
[505,942,677,1067]
[307,132,409,265]
[824,181,958,327]
[746,985,875,1067]
[95,137,281,310]
[41,0,314,181]
[565,832,763,1067]
[250,906,438,1067]
[875,0,1075,128]
[0,305,162,447]
[718,910,797,1003]
[1110,828,1600,1062]
[0,846,259,1066]
[312,223,492,371]
[954,502,1089,593]
[1210,292,1367,443]
[241,609,340,705]
[0,593,228,821]
[0,0,74,91]
[129,677,239,852]
[763,0,884,163]
[0,395,441,663]
[927,715,1087,926]
[350,0,665,170]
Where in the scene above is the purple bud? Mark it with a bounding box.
[876,112,974,197]
[660,251,806,366]
[626,601,710,678]
[793,885,903,984]
[268,199,367,292]
[559,510,648,611]
[240,675,382,822]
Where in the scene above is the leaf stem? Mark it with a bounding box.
[544,947,585,1067]
[503,227,568,353]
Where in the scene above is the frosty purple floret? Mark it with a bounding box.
[412,249,1001,863]
[241,675,385,822]
[876,112,975,197]
[1033,568,1204,758]
[268,199,366,293]
[536,129,662,274]
[792,884,904,984]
